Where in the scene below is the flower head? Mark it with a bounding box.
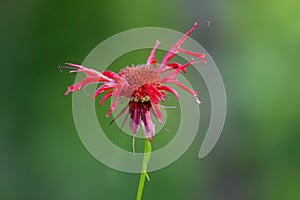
[60,23,206,142]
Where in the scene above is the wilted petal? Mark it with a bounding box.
[130,106,141,135]
[141,111,155,142]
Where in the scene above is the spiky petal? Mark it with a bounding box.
[61,23,206,142]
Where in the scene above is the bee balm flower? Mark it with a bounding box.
[61,23,206,143]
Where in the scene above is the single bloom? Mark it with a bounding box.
[61,23,206,143]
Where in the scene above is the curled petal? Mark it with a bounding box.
[106,79,128,117]
[172,79,201,104]
[63,63,114,95]
[177,48,206,64]
[157,85,180,100]
[66,63,114,82]
[160,60,201,83]
[160,70,180,83]
[93,83,115,100]
[164,62,187,73]
[146,40,161,67]
[161,60,200,75]
[100,90,113,106]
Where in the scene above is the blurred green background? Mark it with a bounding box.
[1,0,300,199]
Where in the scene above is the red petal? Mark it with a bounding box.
[65,77,99,95]
[146,40,161,67]
[157,86,180,99]
[106,79,128,117]
[103,70,119,79]
[100,90,113,106]
[172,79,201,104]
[63,63,115,95]
[161,62,188,73]
[146,84,165,102]
[93,83,115,99]
[147,91,159,104]
[159,23,198,70]
[160,60,201,83]
[178,48,206,64]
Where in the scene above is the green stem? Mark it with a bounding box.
[136,139,152,200]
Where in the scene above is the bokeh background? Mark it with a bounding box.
[1,0,300,199]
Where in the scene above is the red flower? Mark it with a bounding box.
[61,23,206,142]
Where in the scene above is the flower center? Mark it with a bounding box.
[119,65,161,98]
[130,84,152,103]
